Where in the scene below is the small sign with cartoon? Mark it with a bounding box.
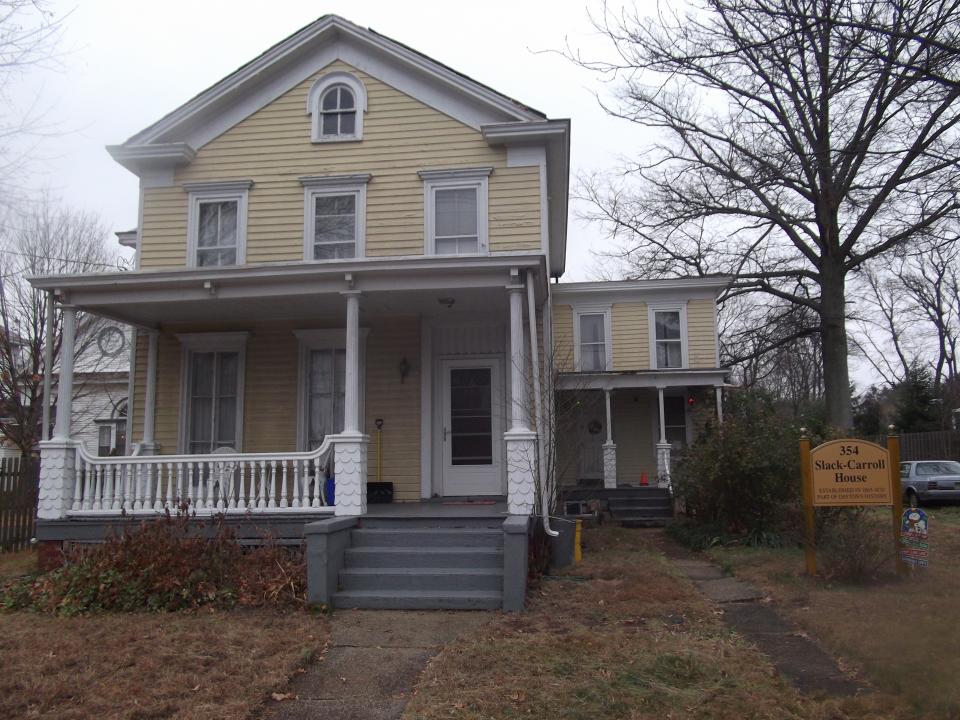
[900,507,929,568]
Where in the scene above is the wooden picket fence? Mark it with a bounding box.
[0,456,38,553]
[862,431,960,462]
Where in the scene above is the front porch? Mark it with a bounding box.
[31,256,550,526]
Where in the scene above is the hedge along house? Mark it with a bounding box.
[29,16,727,609]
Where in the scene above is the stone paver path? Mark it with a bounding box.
[672,556,864,697]
[260,610,492,720]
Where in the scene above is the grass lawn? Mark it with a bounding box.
[404,526,900,720]
[0,606,327,719]
[0,548,37,581]
[708,505,960,720]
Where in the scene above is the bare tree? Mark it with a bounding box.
[574,0,960,428]
[0,196,119,455]
[0,1,65,207]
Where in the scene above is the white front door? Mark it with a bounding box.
[440,359,503,496]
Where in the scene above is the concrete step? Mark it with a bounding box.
[339,567,503,592]
[620,517,673,528]
[351,527,503,548]
[332,589,503,610]
[613,508,674,520]
[360,517,504,530]
[608,499,674,511]
[344,546,503,569]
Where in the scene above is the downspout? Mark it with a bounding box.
[526,272,557,537]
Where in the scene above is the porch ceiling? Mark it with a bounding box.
[29,255,542,328]
[557,368,731,390]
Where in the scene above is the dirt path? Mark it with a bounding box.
[260,610,493,720]
[667,548,865,697]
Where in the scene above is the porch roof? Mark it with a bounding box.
[557,367,730,391]
[28,254,547,328]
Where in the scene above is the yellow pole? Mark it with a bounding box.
[888,432,906,576]
[800,434,816,577]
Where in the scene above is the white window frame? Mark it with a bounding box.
[572,304,613,372]
[176,332,249,453]
[184,181,252,269]
[649,303,689,369]
[306,71,367,143]
[419,167,492,256]
[300,174,371,262]
[294,329,369,451]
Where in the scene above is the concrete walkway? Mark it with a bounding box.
[671,556,864,697]
[260,610,492,720]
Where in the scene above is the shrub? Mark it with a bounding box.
[672,391,801,536]
[1,513,305,615]
[816,508,892,582]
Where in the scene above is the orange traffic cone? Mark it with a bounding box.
[640,472,649,486]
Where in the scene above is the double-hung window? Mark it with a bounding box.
[184,181,252,268]
[420,167,491,256]
[177,333,248,454]
[295,330,367,451]
[651,307,686,369]
[574,306,612,372]
[300,175,369,261]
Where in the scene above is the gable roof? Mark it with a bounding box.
[121,14,545,149]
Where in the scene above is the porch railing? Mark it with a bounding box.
[69,439,335,516]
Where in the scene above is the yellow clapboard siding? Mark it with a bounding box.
[612,302,650,371]
[140,61,541,268]
[687,298,718,368]
[551,303,574,372]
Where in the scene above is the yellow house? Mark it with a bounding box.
[29,16,727,609]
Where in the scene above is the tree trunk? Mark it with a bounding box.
[820,263,852,429]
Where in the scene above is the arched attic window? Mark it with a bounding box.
[307,72,367,142]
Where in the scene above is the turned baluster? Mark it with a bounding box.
[72,454,83,512]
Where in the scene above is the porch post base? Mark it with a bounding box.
[37,440,79,520]
[505,429,537,515]
[602,442,617,489]
[137,442,160,456]
[655,442,672,489]
[333,433,369,516]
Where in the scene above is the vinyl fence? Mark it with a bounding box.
[0,456,37,553]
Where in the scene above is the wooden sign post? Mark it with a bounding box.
[800,432,906,576]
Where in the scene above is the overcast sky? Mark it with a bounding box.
[13,0,654,280]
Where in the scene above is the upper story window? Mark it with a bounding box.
[573,305,612,372]
[419,167,492,256]
[183,180,252,268]
[306,71,367,143]
[650,305,687,369]
[300,174,370,261]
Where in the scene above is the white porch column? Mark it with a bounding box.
[505,274,536,515]
[40,291,54,441]
[715,385,724,424]
[602,389,617,489]
[39,304,79,520]
[334,290,368,516]
[140,330,160,455]
[655,386,672,489]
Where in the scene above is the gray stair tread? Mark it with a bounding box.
[341,566,503,576]
[333,589,503,609]
[347,546,502,555]
[355,527,501,535]
[335,589,502,598]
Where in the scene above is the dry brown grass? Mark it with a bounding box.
[709,505,960,719]
[0,608,328,719]
[405,526,898,720]
[0,548,37,581]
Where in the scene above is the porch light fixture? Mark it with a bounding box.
[399,357,411,383]
[437,296,455,309]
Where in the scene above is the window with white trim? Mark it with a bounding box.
[177,333,248,454]
[420,168,491,256]
[185,181,251,268]
[301,175,369,261]
[654,310,683,368]
[295,330,367,451]
[578,314,607,372]
[306,72,367,143]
